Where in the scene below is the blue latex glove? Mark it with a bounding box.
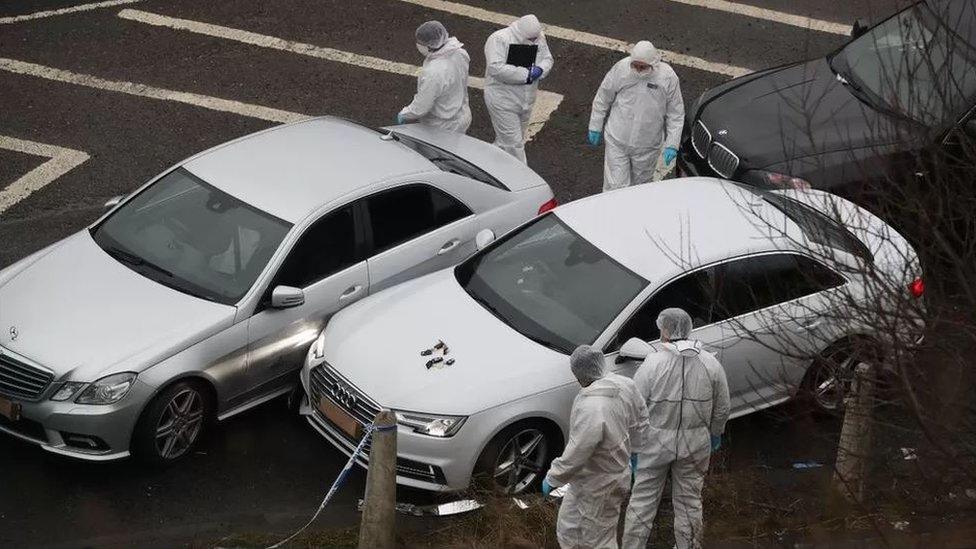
[396,113,407,125]
[630,453,638,485]
[663,147,678,165]
[527,65,544,83]
[587,130,602,146]
[541,478,553,496]
[711,434,722,452]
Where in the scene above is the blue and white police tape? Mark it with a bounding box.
[267,421,398,549]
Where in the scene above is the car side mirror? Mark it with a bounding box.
[271,285,305,309]
[617,337,651,362]
[850,18,869,39]
[104,195,125,209]
[475,229,496,251]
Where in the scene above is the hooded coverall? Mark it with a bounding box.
[547,373,650,549]
[622,340,730,549]
[483,16,554,163]
[589,56,684,191]
[399,37,472,133]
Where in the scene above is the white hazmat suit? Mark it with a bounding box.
[546,345,649,549]
[399,31,472,133]
[484,14,554,163]
[589,41,684,192]
[622,337,730,549]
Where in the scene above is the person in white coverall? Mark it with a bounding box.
[588,41,685,192]
[542,345,650,549]
[397,20,472,133]
[483,14,554,163]
[622,308,730,549]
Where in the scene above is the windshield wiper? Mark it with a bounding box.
[519,331,569,354]
[104,246,174,279]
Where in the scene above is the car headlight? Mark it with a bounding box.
[742,169,812,190]
[50,381,87,402]
[395,411,466,437]
[310,331,326,360]
[75,372,137,405]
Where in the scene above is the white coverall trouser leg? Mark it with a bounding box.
[485,89,531,164]
[621,453,710,549]
[557,478,629,549]
[603,136,661,192]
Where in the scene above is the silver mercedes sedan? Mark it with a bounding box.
[0,117,555,464]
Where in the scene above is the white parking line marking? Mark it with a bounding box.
[392,0,751,78]
[117,9,564,140]
[0,57,308,124]
[664,0,852,36]
[0,136,90,214]
[0,0,143,25]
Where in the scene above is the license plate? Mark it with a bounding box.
[319,397,362,440]
[0,396,21,422]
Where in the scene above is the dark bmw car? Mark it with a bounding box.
[678,0,976,197]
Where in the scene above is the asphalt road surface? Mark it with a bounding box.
[0,0,900,546]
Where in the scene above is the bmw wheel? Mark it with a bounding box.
[133,380,213,465]
[802,343,871,415]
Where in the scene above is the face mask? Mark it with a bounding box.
[416,43,430,57]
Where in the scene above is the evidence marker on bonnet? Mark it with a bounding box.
[421,340,455,369]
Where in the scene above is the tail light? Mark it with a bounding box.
[908,277,924,298]
[538,198,558,215]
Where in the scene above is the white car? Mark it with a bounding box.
[0,116,554,463]
[301,177,921,492]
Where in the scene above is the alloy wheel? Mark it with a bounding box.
[493,428,548,494]
[154,388,205,460]
[811,354,857,412]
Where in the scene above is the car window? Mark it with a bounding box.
[392,132,510,191]
[607,267,719,351]
[456,214,647,354]
[716,254,845,319]
[367,184,472,254]
[761,191,873,262]
[274,205,359,288]
[91,168,291,305]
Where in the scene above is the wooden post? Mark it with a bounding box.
[833,362,874,502]
[358,410,397,549]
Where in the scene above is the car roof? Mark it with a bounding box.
[554,178,798,284]
[182,117,436,223]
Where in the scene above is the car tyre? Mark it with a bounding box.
[800,342,876,417]
[132,380,214,465]
[473,421,560,495]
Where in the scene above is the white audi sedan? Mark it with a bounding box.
[0,117,553,464]
[302,177,922,493]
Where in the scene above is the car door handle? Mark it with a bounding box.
[338,285,364,301]
[436,238,461,256]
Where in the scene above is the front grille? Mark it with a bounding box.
[707,142,740,178]
[309,364,446,485]
[0,350,54,401]
[691,119,711,159]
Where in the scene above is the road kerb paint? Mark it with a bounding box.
[0,57,308,124]
[0,136,90,215]
[664,0,852,36]
[116,9,563,140]
[0,0,143,25]
[391,0,751,78]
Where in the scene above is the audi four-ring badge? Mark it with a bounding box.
[0,117,554,464]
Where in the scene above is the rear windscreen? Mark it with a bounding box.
[391,132,510,191]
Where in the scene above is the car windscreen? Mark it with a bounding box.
[391,132,510,191]
[91,168,291,305]
[761,190,873,262]
[832,3,976,127]
[455,214,648,354]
